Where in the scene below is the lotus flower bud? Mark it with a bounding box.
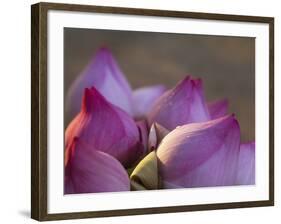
[148,76,210,130]
[156,115,240,188]
[66,47,133,120]
[65,87,141,167]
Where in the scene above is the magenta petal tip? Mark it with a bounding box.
[66,87,141,167]
[66,47,133,120]
[148,76,210,130]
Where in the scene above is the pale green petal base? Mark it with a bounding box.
[130,151,161,190]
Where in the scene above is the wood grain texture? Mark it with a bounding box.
[31,2,274,221]
[31,3,40,220]
[31,3,48,221]
[269,19,274,203]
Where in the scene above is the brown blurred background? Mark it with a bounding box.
[64,28,255,142]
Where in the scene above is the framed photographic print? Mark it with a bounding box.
[31,2,274,221]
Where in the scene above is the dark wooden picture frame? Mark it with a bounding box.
[31,2,274,221]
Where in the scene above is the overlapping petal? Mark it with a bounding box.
[133,85,166,118]
[66,47,133,119]
[148,76,210,130]
[65,138,130,194]
[136,120,149,156]
[208,99,228,119]
[236,142,255,185]
[65,87,141,167]
[156,115,240,188]
[148,123,169,151]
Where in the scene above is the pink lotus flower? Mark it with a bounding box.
[65,138,130,194]
[148,76,211,130]
[65,48,255,193]
[147,97,229,152]
[65,87,144,167]
[66,47,166,119]
[66,47,133,118]
[156,115,241,188]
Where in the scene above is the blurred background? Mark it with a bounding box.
[64,28,255,142]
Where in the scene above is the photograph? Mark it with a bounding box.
[64,28,256,194]
[30,2,274,220]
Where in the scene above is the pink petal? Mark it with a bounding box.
[208,99,229,119]
[65,138,130,194]
[148,76,210,130]
[236,142,255,185]
[147,124,157,152]
[136,120,149,156]
[157,115,240,188]
[133,85,166,118]
[66,47,133,119]
[148,123,170,151]
[64,177,75,194]
[65,87,141,167]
